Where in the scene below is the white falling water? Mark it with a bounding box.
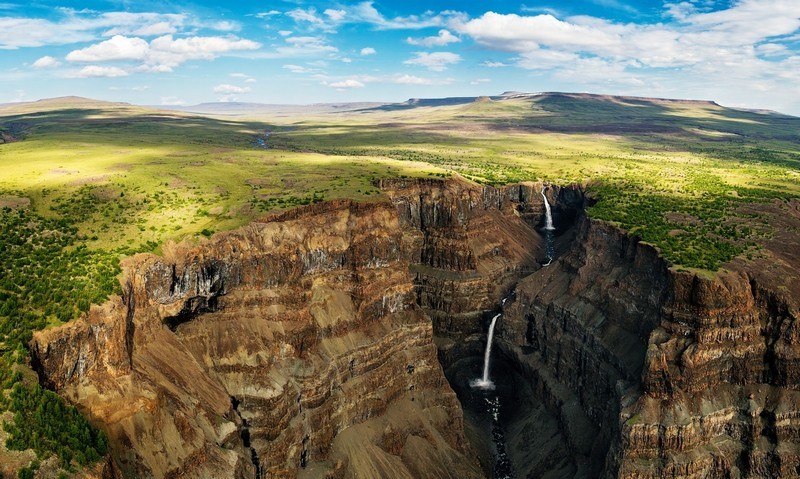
[541,188,555,231]
[471,313,502,390]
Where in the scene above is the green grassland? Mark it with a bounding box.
[1,93,799,476]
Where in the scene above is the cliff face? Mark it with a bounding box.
[619,199,800,478]
[496,199,800,478]
[378,179,582,339]
[30,177,800,479]
[31,197,484,479]
[498,215,669,477]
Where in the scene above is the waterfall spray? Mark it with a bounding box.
[471,313,501,390]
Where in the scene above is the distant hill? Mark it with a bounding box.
[165,101,389,116]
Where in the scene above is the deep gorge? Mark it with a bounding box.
[30,178,800,478]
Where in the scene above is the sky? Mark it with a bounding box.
[1,0,799,115]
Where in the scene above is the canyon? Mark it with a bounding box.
[30,177,800,478]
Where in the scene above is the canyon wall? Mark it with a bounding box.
[30,177,800,479]
[31,198,486,479]
[496,198,800,478]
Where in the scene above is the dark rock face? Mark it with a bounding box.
[30,177,800,479]
[497,216,669,477]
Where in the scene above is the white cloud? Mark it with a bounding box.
[98,12,186,37]
[329,79,364,89]
[756,43,788,57]
[213,84,250,94]
[0,10,246,50]
[393,74,454,85]
[341,57,352,63]
[279,36,338,56]
[360,47,376,55]
[470,78,492,85]
[283,64,318,73]
[66,35,149,62]
[67,65,128,78]
[324,9,347,22]
[406,29,460,47]
[231,72,257,83]
[32,56,61,68]
[350,1,446,29]
[64,34,261,72]
[279,30,293,36]
[167,36,257,69]
[404,51,461,71]
[0,18,93,48]
[255,11,281,18]
[287,7,334,32]
[482,61,509,67]
[211,21,240,32]
[284,2,451,32]
[455,13,621,53]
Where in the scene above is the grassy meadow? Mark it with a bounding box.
[1,93,799,476]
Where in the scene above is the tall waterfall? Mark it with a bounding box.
[541,188,555,231]
[541,187,556,266]
[471,313,502,390]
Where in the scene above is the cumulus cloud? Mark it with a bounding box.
[404,52,461,71]
[0,10,246,49]
[213,84,250,94]
[32,56,61,68]
[406,29,460,47]
[66,35,149,62]
[360,47,376,55]
[324,9,347,22]
[329,79,365,88]
[470,78,492,84]
[284,2,451,32]
[65,34,261,72]
[67,65,128,78]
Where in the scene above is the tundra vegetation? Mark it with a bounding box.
[0,94,799,476]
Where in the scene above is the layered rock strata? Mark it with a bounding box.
[618,199,800,478]
[31,197,486,479]
[31,176,800,479]
[497,199,800,478]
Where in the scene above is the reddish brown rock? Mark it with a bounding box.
[32,196,487,479]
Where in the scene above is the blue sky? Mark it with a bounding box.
[1,0,799,114]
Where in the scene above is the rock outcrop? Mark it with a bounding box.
[32,197,487,479]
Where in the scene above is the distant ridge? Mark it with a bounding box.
[166,101,388,116]
[0,92,793,119]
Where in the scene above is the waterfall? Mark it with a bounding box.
[471,313,501,390]
[541,188,555,231]
[541,187,555,266]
